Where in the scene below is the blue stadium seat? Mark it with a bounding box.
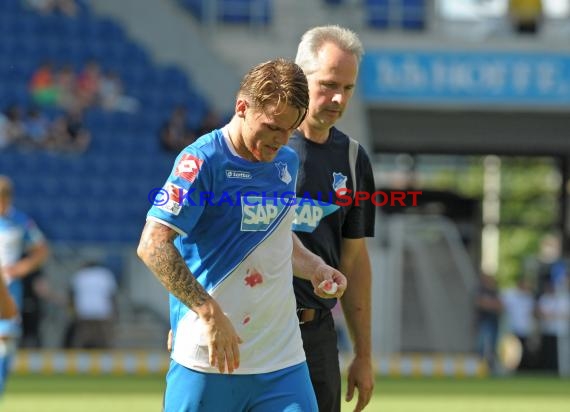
[0,0,23,13]
[97,18,125,42]
[365,0,390,29]
[365,0,425,30]
[179,0,272,25]
[402,0,426,30]
[179,0,205,21]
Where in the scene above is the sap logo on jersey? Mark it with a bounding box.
[241,197,287,231]
[294,204,323,227]
[292,202,338,233]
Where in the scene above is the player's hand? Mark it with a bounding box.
[197,301,243,374]
[346,355,374,412]
[311,264,347,299]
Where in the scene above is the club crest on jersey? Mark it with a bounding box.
[332,172,347,192]
[275,162,292,184]
[175,154,204,183]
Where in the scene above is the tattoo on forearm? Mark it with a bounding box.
[141,224,210,309]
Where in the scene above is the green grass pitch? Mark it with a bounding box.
[2,374,569,412]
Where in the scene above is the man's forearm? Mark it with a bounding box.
[292,233,326,281]
[138,223,211,312]
[342,274,372,357]
[340,245,372,357]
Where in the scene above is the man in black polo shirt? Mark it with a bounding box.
[289,25,376,412]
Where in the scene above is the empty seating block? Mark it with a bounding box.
[365,0,426,30]
[179,0,272,25]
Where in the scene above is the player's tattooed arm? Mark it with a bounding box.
[137,220,211,309]
[138,220,242,373]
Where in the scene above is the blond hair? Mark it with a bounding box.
[238,58,309,128]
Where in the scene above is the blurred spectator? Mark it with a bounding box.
[537,281,570,372]
[195,109,224,137]
[30,62,136,115]
[475,273,503,372]
[25,0,55,14]
[63,109,91,152]
[55,64,78,112]
[68,261,118,349]
[46,109,91,153]
[25,0,78,17]
[535,234,568,295]
[160,105,196,152]
[508,0,543,34]
[501,278,538,370]
[77,60,102,110]
[99,70,139,113]
[56,0,77,16]
[3,106,27,147]
[29,61,58,107]
[22,108,50,149]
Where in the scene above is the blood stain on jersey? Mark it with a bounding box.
[244,269,263,287]
[242,315,251,325]
[175,154,204,183]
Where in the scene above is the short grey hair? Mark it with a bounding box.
[295,25,364,76]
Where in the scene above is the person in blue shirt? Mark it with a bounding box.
[138,58,347,412]
[0,175,49,395]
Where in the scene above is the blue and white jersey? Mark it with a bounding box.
[0,207,44,337]
[147,128,304,374]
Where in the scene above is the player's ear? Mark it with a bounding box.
[235,98,247,119]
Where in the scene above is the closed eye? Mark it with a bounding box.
[321,82,355,92]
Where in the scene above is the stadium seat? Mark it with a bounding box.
[402,0,426,30]
[178,0,272,25]
[0,0,23,13]
[365,0,425,30]
[364,0,390,29]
